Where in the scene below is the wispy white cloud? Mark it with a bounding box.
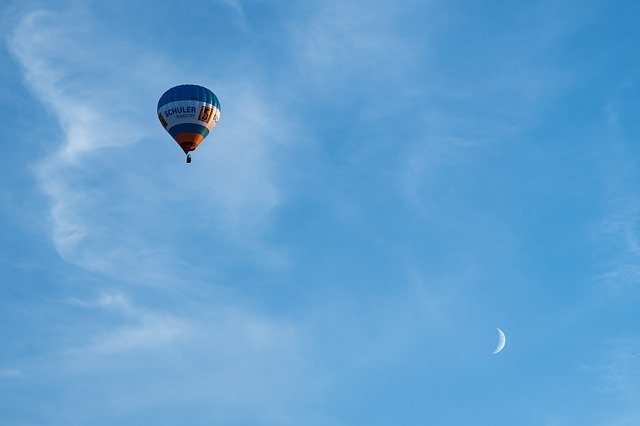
[216,0,245,19]
[190,85,283,234]
[9,10,145,159]
[7,7,291,278]
[0,368,23,378]
[39,289,334,425]
[593,94,640,292]
[597,198,640,290]
[8,9,156,273]
[586,337,640,424]
[597,343,640,397]
[287,0,580,219]
[66,292,190,353]
[89,316,190,354]
[4,7,331,422]
[288,0,428,93]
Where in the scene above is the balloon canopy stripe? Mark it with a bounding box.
[157,84,220,111]
[176,134,206,153]
[175,133,205,144]
[167,123,210,138]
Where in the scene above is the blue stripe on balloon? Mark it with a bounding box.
[167,123,210,138]
[157,84,221,112]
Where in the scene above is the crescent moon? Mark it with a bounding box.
[492,327,506,354]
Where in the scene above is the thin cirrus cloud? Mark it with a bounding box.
[5,7,330,421]
[65,292,192,354]
[9,9,161,273]
[593,106,640,292]
[0,369,23,378]
[589,337,640,426]
[288,0,424,85]
[7,7,291,279]
[50,291,324,424]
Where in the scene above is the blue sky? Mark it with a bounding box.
[1,0,640,424]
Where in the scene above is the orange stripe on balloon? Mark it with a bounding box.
[173,132,205,144]
[173,133,206,153]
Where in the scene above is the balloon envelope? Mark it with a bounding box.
[157,84,221,154]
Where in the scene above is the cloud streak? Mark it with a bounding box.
[0,369,23,378]
[7,7,290,279]
[4,5,329,423]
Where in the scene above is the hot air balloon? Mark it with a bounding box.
[157,84,221,163]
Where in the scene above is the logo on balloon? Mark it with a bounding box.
[198,105,213,123]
